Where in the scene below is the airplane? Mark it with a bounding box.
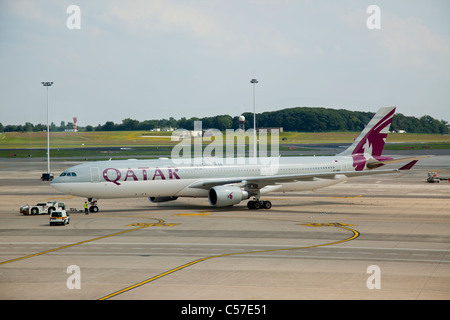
[51,106,425,212]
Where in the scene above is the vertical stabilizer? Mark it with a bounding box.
[339,106,396,170]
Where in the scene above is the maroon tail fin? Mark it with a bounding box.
[339,107,396,171]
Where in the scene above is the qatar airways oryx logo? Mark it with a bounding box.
[170,120,280,174]
[352,138,374,171]
[227,192,233,200]
[351,109,394,171]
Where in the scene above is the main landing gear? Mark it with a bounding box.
[247,200,272,210]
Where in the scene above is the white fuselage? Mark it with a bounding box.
[51,155,356,199]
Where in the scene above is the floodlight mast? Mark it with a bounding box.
[41,81,53,181]
[250,79,258,158]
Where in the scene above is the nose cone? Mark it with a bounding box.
[50,164,84,195]
[51,181,73,196]
[50,176,63,191]
[50,175,72,194]
[50,176,61,184]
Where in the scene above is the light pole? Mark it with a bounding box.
[41,81,53,181]
[250,78,258,158]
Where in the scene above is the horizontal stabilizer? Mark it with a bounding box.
[399,160,419,170]
[366,156,429,169]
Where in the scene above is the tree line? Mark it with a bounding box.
[1,107,448,134]
[0,121,76,133]
[243,107,449,134]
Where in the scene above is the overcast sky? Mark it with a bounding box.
[1,0,449,127]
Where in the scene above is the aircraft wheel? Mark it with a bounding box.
[89,205,99,213]
[247,200,271,210]
[263,201,272,209]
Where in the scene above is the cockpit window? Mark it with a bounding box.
[60,172,77,177]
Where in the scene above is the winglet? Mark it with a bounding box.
[399,160,419,170]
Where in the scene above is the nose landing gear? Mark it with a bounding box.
[87,198,99,213]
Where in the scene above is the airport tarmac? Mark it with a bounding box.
[0,155,449,300]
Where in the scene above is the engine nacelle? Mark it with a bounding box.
[149,196,178,203]
[208,186,249,207]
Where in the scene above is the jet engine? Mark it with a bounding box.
[208,186,249,207]
[149,196,178,203]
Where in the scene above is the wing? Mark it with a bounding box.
[187,168,402,190]
[188,154,426,190]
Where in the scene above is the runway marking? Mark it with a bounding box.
[330,195,362,199]
[127,221,180,227]
[173,211,211,216]
[0,218,171,266]
[300,222,356,227]
[98,222,360,300]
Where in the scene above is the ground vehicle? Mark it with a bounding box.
[49,210,70,226]
[20,201,66,215]
[41,173,54,181]
[427,172,440,183]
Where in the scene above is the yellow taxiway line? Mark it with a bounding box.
[0,219,165,266]
[99,222,360,300]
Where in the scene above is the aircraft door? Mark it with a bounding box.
[334,160,344,172]
[337,161,344,172]
[90,167,100,183]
